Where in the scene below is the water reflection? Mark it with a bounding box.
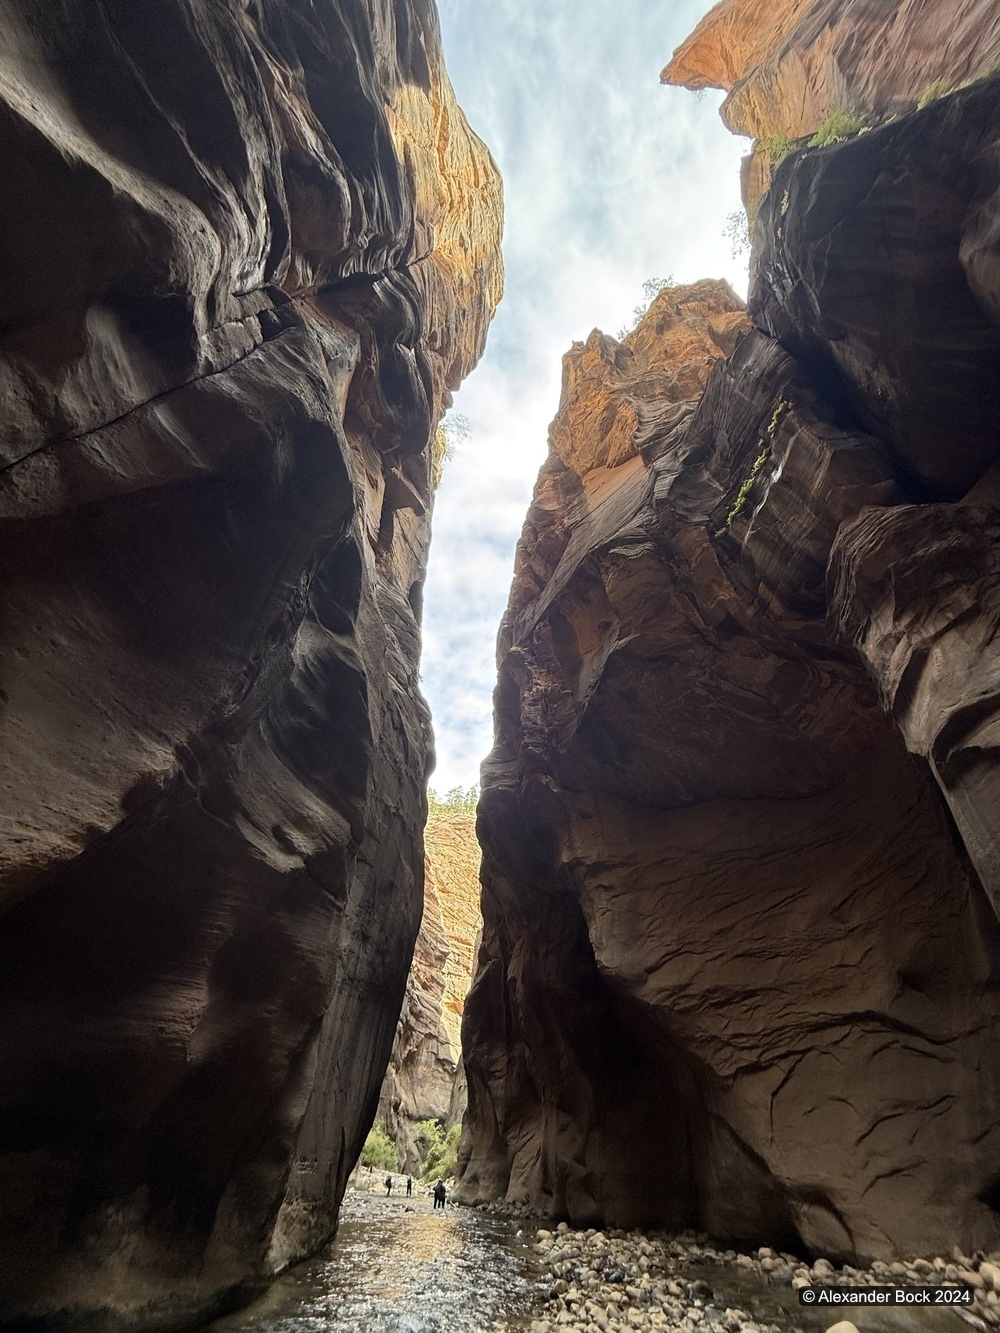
[206,1190,539,1333]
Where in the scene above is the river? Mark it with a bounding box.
[208,1189,973,1333]
[206,1186,540,1333]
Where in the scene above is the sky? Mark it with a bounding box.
[421,0,750,794]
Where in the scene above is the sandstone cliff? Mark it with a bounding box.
[459,70,1000,1263]
[0,1,501,1328]
[663,0,1000,213]
[378,807,482,1166]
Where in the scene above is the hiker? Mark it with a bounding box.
[385,1174,393,1195]
[432,1180,447,1210]
[406,1175,413,1196]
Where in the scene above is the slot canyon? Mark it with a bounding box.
[1,0,1000,1330]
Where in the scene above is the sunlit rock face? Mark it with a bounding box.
[378,809,482,1167]
[459,84,1000,1263]
[662,0,1000,213]
[0,0,501,1328]
[664,0,1000,140]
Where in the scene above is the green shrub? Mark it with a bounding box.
[360,1123,397,1172]
[431,412,471,490]
[808,109,868,147]
[715,398,790,536]
[427,785,479,817]
[413,1118,444,1160]
[616,275,676,340]
[766,398,790,438]
[758,132,790,166]
[917,78,951,109]
[422,1123,461,1181]
[723,208,750,259]
[719,447,769,533]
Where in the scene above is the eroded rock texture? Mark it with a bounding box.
[460,82,1000,1264]
[662,0,1000,213]
[0,1,501,1328]
[378,808,482,1166]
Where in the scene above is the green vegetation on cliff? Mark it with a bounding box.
[808,109,868,147]
[422,1123,462,1181]
[361,1124,398,1171]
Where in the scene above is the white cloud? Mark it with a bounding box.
[423,0,749,791]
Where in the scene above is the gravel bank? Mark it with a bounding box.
[525,1224,1000,1333]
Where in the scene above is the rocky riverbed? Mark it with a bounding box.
[526,1224,998,1333]
[203,1188,1000,1333]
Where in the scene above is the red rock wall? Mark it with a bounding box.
[378,809,482,1164]
[0,1,501,1328]
[459,79,1000,1264]
[664,0,1000,141]
[663,0,1000,214]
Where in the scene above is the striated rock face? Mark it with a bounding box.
[0,1,500,1328]
[752,75,1000,915]
[662,0,1000,213]
[378,809,482,1165]
[460,81,1000,1264]
[663,0,1000,141]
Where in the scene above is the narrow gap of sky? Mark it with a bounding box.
[423,0,750,792]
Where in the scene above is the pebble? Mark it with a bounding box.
[525,1214,1000,1332]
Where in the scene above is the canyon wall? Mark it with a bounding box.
[663,0,1000,212]
[459,54,1000,1262]
[378,807,482,1169]
[0,1,500,1328]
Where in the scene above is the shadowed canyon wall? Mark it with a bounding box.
[0,0,500,1328]
[378,807,482,1168]
[459,33,1000,1263]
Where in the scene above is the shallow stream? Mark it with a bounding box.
[206,1187,540,1333]
[208,1192,971,1333]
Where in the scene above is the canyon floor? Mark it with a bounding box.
[203,1188,538,1332]
[201,1192,985,1333]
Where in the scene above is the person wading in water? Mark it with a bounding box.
[432,1180,447,1210]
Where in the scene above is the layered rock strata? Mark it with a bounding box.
[663,0,1000,213]
[460,80,1000,1264]
[378,808,482,1167]
[0,1,501,1328]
